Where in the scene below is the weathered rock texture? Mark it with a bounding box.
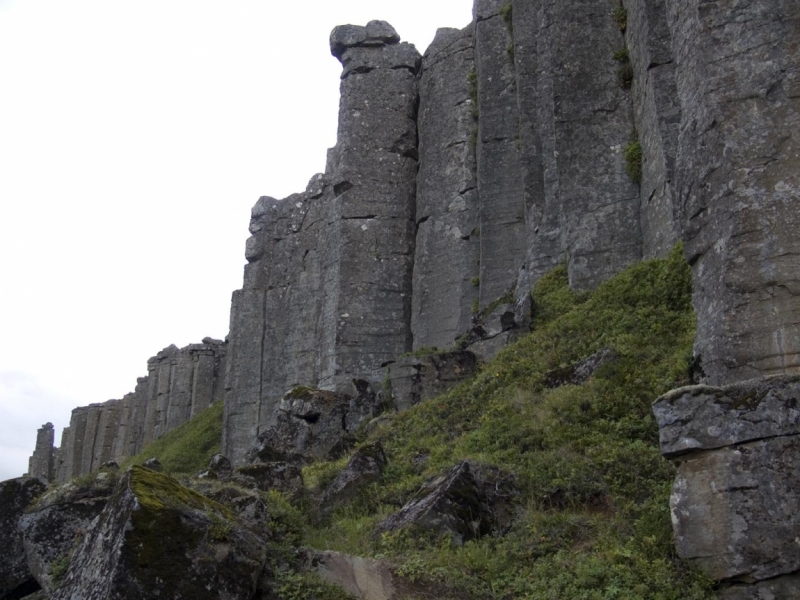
[654,375,800,593]
[662,0,800,385]
[41,339,227,483]
[0,477,46,599]
[387,350,478,412]
[51,466,265,600]
[223,21,421,465]
[26,423,55,483]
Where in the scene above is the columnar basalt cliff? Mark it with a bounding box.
[18,1,800,597]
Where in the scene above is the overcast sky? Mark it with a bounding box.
[0,0,473,482]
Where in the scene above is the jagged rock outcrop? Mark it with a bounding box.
[44,339,227,482]
[653,375,800,594]
[18,472,116,596]
[662,0,800,385]
[245,383,383,464]
[26,423,55,483]
[223,21,420,466]
[387,350,478,412]
[375,461,516,545]
[319,442,387,512]
[51,466,265,600]
[0,477,46,599]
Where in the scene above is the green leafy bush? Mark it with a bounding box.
[624,139,643,184]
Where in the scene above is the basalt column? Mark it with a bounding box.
[474,0,527,305]
[514,0,642,291]
[666,0,800,384]
[27,423,55,482]
[412,26,480,349]
[224,22,419,465]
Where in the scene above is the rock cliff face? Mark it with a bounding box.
[30,339,227,484]
[19,1,800,596]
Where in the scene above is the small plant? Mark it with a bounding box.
[613,47,629,62]
[624,139,643,184]
[617,62,634,89]
[499,3,513,32]
[472,298,480,314]
[613,5,628,30]
[471,276,480,287]
[50,553,71,584]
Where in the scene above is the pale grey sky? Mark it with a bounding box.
[0,0,473,482]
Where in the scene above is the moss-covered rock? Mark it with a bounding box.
[51,466,266,600]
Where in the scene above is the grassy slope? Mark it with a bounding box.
[122,400,223,474]
[302,246,713,599]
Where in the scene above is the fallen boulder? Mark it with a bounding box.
[375,461,516,545]
[0,477,46,598]
[235,462,304,497]
[319,442,387,512]
[51,465,266,600]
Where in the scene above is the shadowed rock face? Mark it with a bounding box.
[0,477,46,599]
[50,466,265,600]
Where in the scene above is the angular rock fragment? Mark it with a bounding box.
[142,457,163,472]
[246,383,383,464]
[51,466,265,600]
[0,477,46,598]
[198,453,233,480]
[388,351,478,412]
[18,479,111,595]
[319,442,387,512]
[375,461,516,545]
[544,348,617,389]
[235,462,304,497]
[654,375,800,587]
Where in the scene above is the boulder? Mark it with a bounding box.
[142,457,163,472]
[319,443,387,512]
[198,454,233,480]
[0,477,46,598]
[654,375,800,587]
[235,462,304,497]
[544,347,617,389]
[387,351,478,412]
[247,383,382,464]
[18,478,111,595]
[51,466,266,600]
[375,461,516,545]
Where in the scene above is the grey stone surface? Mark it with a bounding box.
[474,0,527,306]
[666,0,800,385]
[319,442,387,512]
[624,0,680,258]
[312,551,397,600]
[544,348,618,389]
[224,24,420,466]
[412,26,480,350]
[653,375,800,457]
[27,423,55,483]
[51,466,265,600]
[0,477,46,598]
[375,461,516,545]
[387,350,478,412]
[516,0,642,292]
[235,462,304,497]
[669,435,800,583]
[719,573,800,600]
[246,383,382,464]
[19,480,111,595]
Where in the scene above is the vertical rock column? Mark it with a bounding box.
[57,407,89,482]
[624,0,680,258]
[514,0,642,291]
[474,0,527,305]
[324,21,420,387]
[667,0,800,384]
[412,26,480,349]
[27,422,55,482]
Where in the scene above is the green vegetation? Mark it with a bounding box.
[614,47,630,62]
[624,139,644,184]
[123,400,223,474]
[471,276,480,287]
[50,553,71,584]
[276,572,355,600]
[400,346,442,359]
[613,5,628,31]
[500,3,513,32]
[296,246,711,599]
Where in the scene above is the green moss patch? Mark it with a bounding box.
[297,246,712,598]
[122,400,223,474]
